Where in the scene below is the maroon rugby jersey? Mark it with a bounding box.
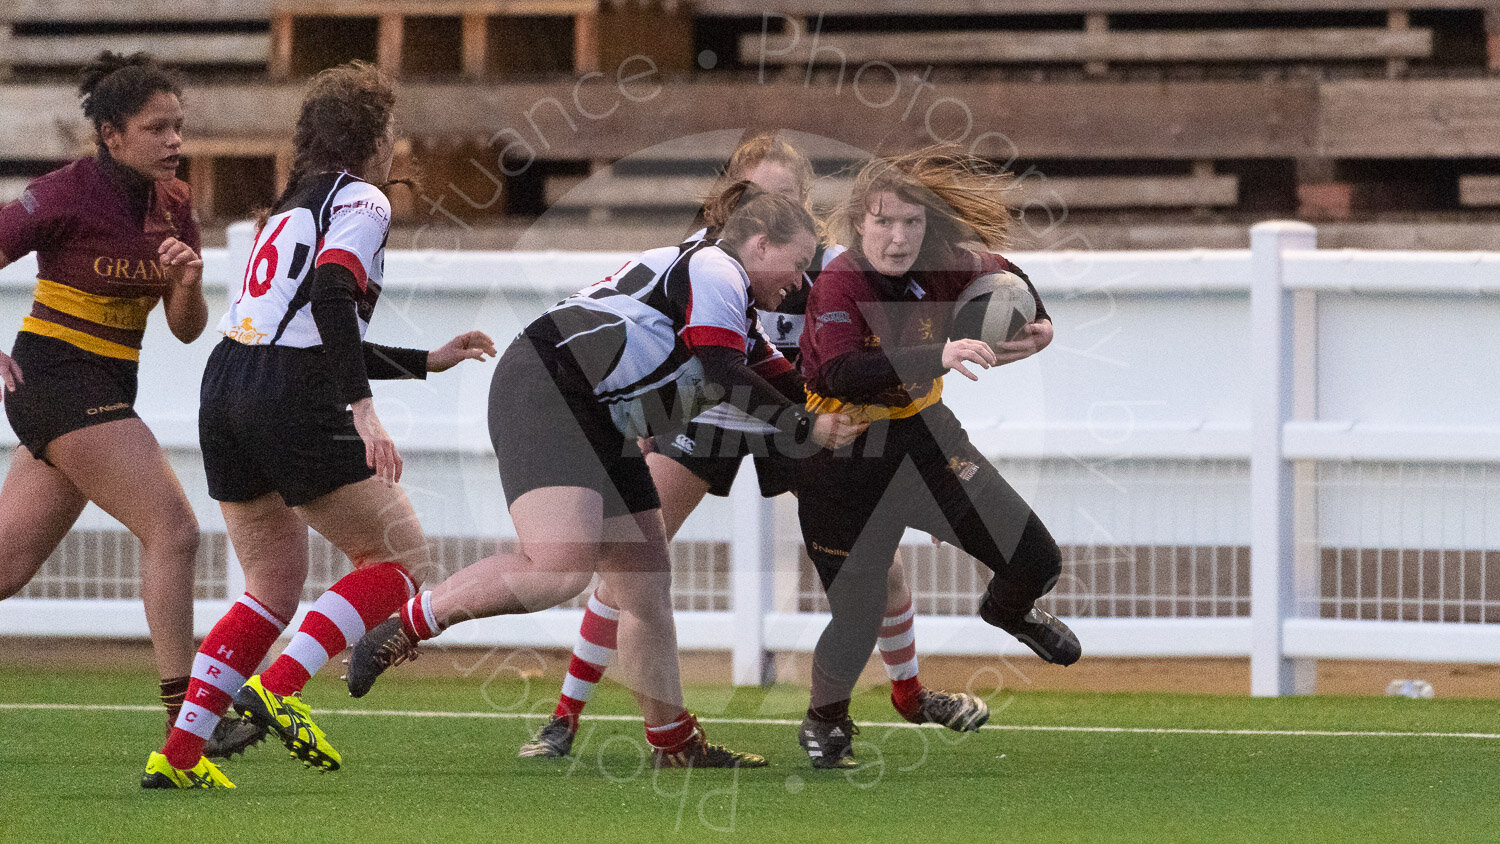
[0,156,198,362]
[799,247,1044,422]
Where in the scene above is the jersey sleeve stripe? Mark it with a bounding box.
[315,247,368,292]
[750,355,794,378]
[681,325,746,351]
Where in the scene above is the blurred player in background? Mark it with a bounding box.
[794,148,1079,769]
[346,181,863,768]
[141,61,494,789]
[516,134,988,761]
[0,51,262,761]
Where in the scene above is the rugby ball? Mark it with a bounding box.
[951,271,1036,347]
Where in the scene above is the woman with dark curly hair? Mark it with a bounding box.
[0,50,263,762]
[141,61,494,789]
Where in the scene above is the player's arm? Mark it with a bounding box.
[309,261,400,484]
[0,249,17,397]
[987,257,1053,366]
[693,345,860,450]
[810,278,981,396]
[159,236,208,343]
[361,330,495,379]
[0,183,63,394]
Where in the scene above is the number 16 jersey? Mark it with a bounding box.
[219,170,389,347]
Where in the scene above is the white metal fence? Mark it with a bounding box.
[3,221,1498,696]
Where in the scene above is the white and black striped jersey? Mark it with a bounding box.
[219,171,389,348]
[684,227,845,357]
[538,238,792,413]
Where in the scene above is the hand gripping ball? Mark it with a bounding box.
[951,271,1037,347]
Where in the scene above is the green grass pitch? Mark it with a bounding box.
[3,660,1500,843]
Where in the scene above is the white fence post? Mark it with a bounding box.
[730,461,775,685]
[1249,221,1318,696]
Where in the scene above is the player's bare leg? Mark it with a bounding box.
[428,485,602,621]
[158,493,308,771]
[232,478,432,773]
[47,420,198,681]
[0,445,87,600]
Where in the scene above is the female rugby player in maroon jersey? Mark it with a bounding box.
[793,148,1080,768]
[518,134,988,762]
[0,52,241,754]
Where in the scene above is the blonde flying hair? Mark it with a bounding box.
[702,133,823,236]
[835,146,1014,267]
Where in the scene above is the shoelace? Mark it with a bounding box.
[376,631,420,669]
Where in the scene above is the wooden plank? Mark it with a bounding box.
[377,13,403,74]
[461,11,487,79]
[741,27,1432,66]
[574,10,600,74]
[699,0,1487,14]
[0,79,1317,161]
[270,12,293,79]
[394,78,1319,160]
[1459,174,1500,207]
[7,0,271,22]
[1320,79,1500,157]
[0,85,89,160]
[545,172,1239,210]
[187,156,216,221]
[180,137,289,157]
[268,0,594,15]
[5,33,271,66]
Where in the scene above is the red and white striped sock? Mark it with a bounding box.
[260,562,417,697]
[553,590,620,729]
[162,593,288,769]
[399,590,442,642]
[645,711,698,753]
[879,601,924,711]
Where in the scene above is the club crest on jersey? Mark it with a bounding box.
[918,317,934,340]
[19,189,37,214]
[949,458,979,482]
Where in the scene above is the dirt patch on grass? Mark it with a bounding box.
[3,637,1495,699]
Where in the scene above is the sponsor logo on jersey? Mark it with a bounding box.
[673,433,696,455]
[332,200,390,222]
[93,256,166,282]
[86,402,130,416]
[862,335,882,349]
[226,317,268,345]
[817,311,851,324]
[949,458,979,482]
[810,541,850,558]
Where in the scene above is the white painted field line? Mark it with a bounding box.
[3,702,1498,740]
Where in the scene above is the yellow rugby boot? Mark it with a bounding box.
[232,675,342,772]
